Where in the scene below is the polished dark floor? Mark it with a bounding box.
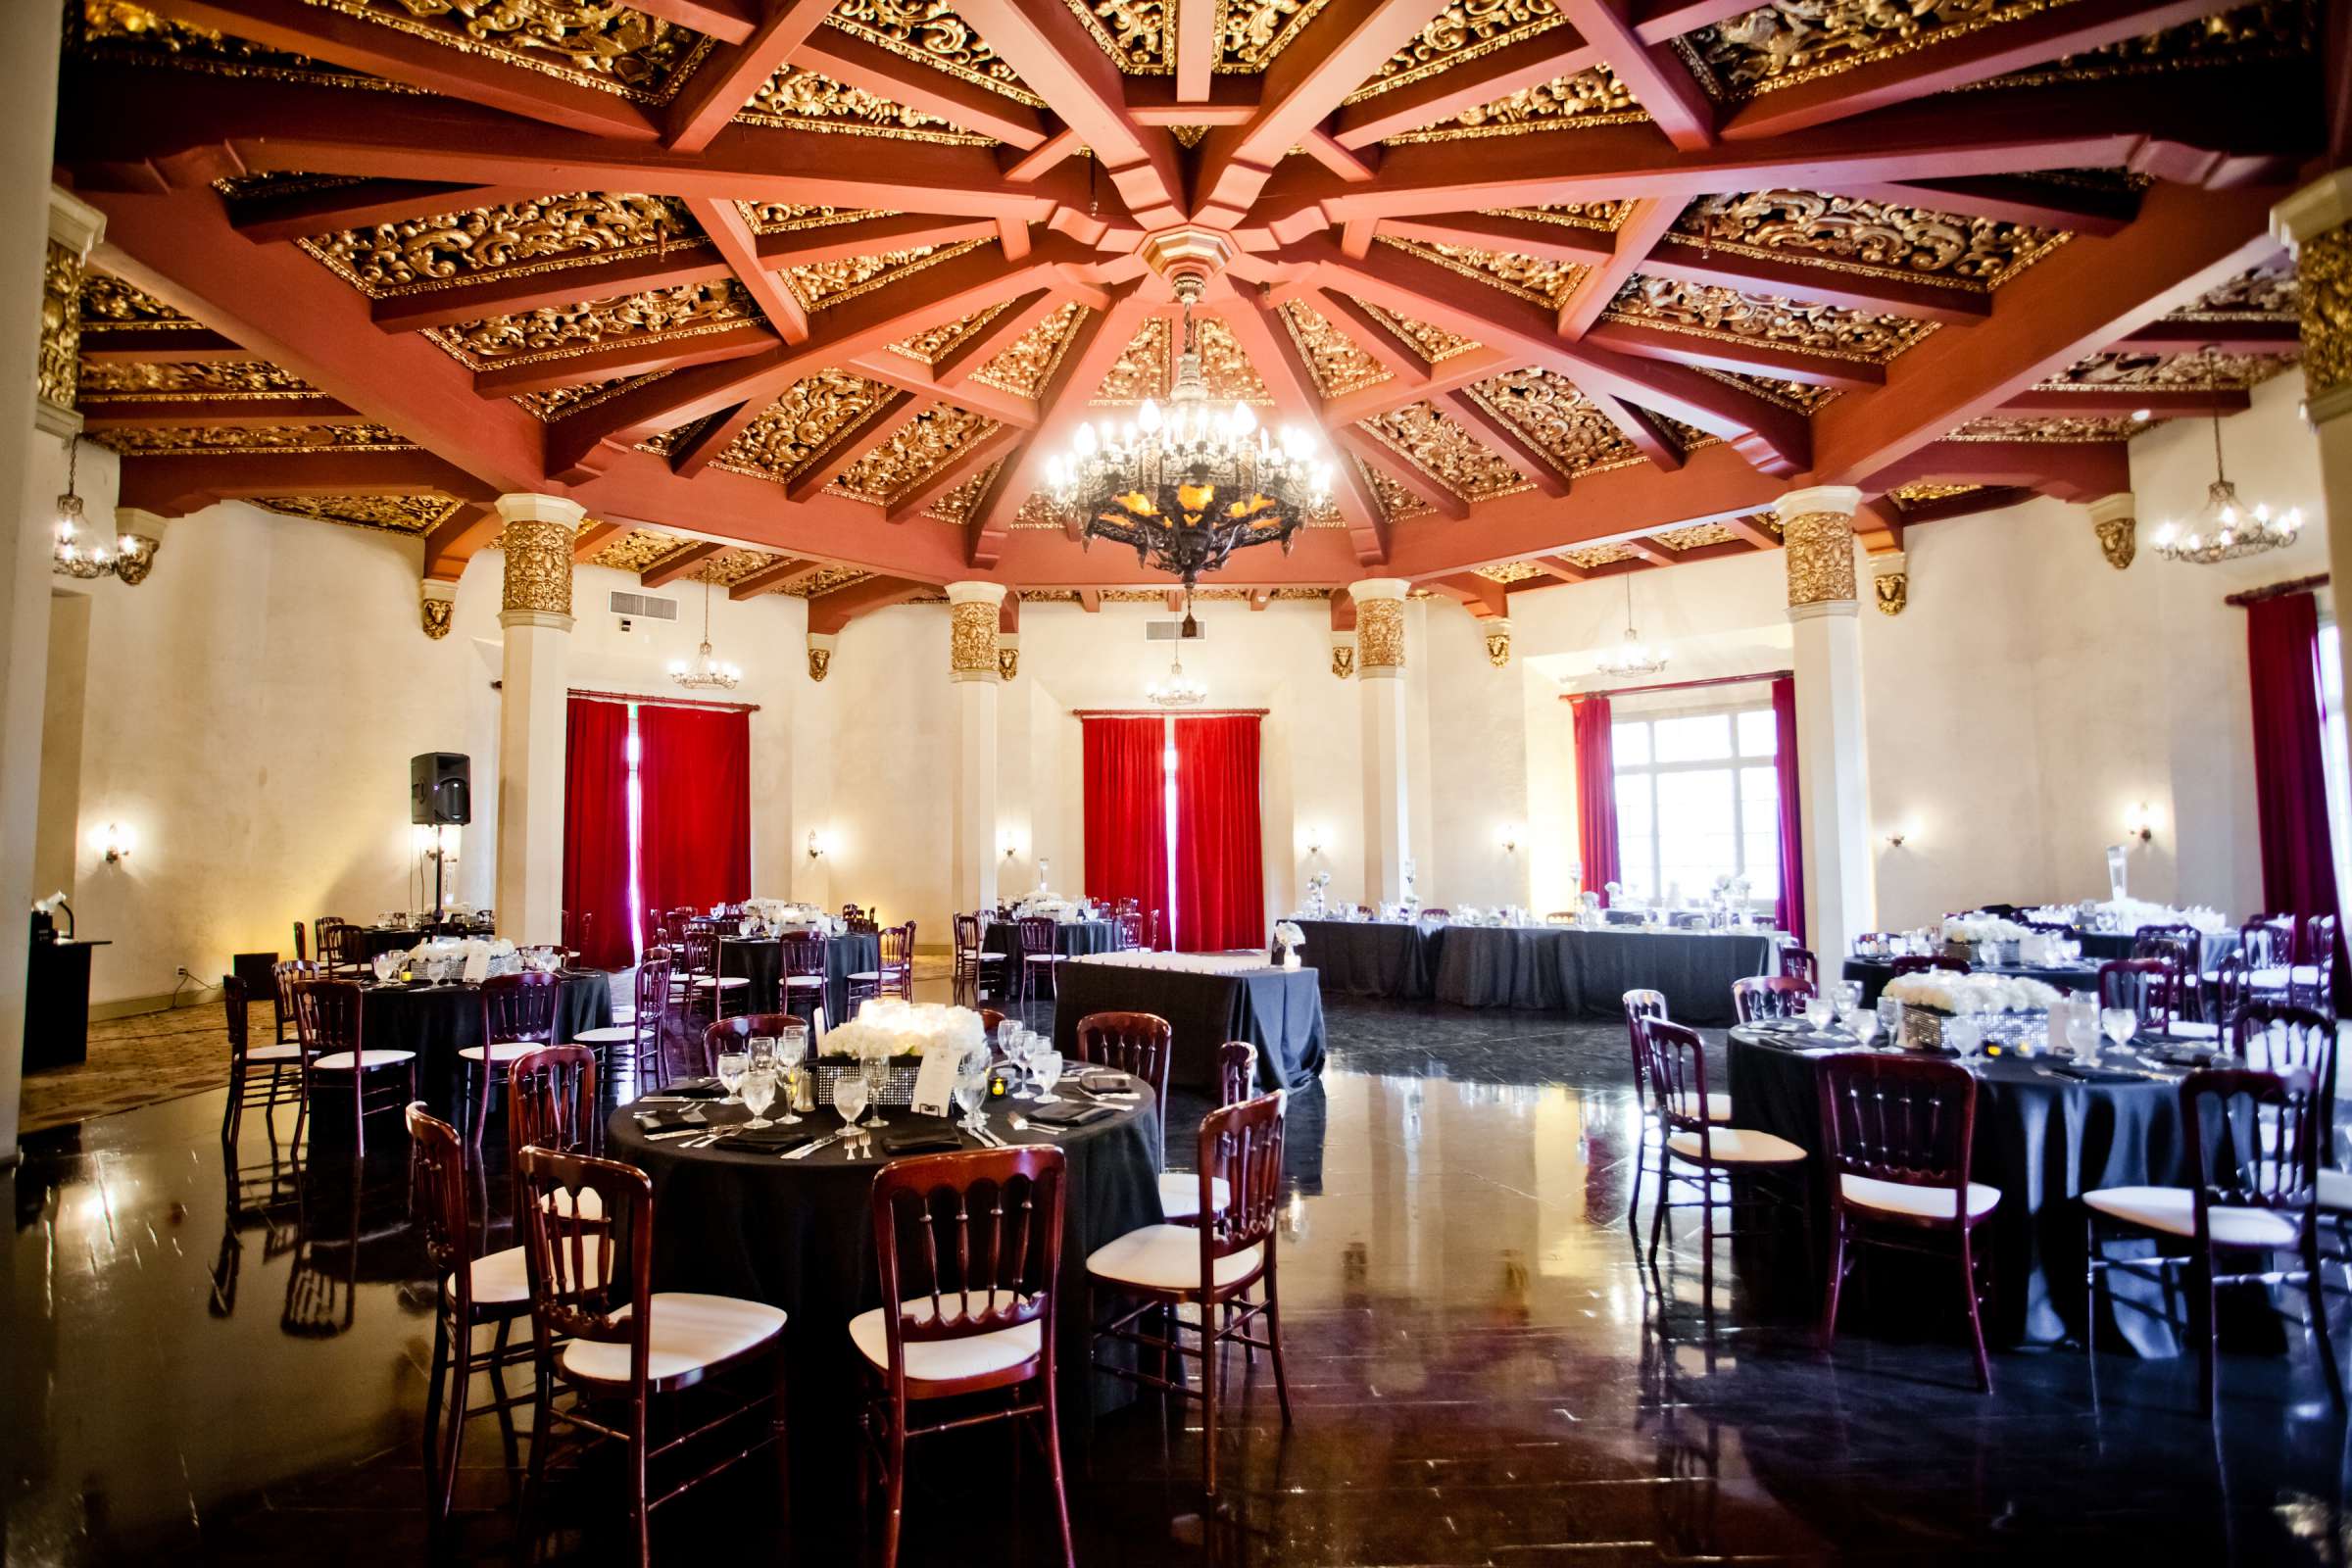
[9,989,2352,1565]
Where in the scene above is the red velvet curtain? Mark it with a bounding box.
[1572,695,1620,905]
[1770,676,1807,947]
[1083,716,1170,948]
[1175,715,1265,953]
[636,704,751,933]
[561,697,636,970]
[2246,592,2344,996]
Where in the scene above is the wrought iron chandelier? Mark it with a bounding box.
[1594,572,1668,679]
[1044,281,1333,593]
[669,577,742,691]
[2152,344,2303,565]
[1147,649,1208,710]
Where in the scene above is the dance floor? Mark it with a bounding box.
[7,985,2349,1566]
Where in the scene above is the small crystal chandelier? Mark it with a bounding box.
[668,577,742,692]
[1595,572,1667,679]
[1147,649,1207,710]
[51,438,112,580]
[2152,345,2303,565]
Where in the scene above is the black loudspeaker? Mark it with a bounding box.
[411,753,471,825]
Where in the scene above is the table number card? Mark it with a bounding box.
[909,1049,956,1117]
[462,947,491,985]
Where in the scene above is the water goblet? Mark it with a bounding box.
[747,1036,776,1076]
[740,1062,778,1130]
[954,1070,989,1134]
[775,1025,808,1124]
[1851,1009,1882,1050]
[1032,1050,1064,1104]
[2100,1006,2138,1054]
[715,1050,749,1104]
[1009,1034,1040,1100]
[1802,995,1835,1033]
[1833,980,1863,1024]
[833,1074,869,1139]
[1943,1015,1982,1057]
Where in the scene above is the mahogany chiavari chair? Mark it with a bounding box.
[290,920,308,963]
[1887,954,1969,977]
[1163,1041,1260,1236]
[2295,912,2338,1013]
[1073,1009,1175,1178]
[2132,922,2203,1017]
[1732,973,1815,1025]
[2087,1067,2342,1415]
[1779,947,1819,989]
[856,1147,1072,1568]
[514,1149,789,1567]
[1114,910,1144,952]
[848,921,916,1008]
[271,957,318,1045]
[292,977,416,1155]
[457,970,561,1148]
[1642,1019,1807,1304]
[698,1013,806,1079]
[2205,951,2256,1036]
[678,928,750,1025]
[330,920,378,974]
[313,915,346,970]
[408,1102,534,1542]
[952,912,1004,1004]
[220,974,302,1147]
[1818,1052,1998,1393]
[779,934,830,1026]
[1016,916,1062,1007]
[572,952,673,1093]
[1623,989,1727,1254]
[2241,916,2293,1004]
[2233,1002,2337,1104]
[2096,957,2180,1033]
[508,1044,602,1228]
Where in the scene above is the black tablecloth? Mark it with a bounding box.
[606,1089,1162,1483]
[1432,926,1772,1024]
[981,919,1120,1000]
[356,971,612,1118]
[1724,1028,2282,1358]
[718,932,878,1022]
[1053,957,1326,1091]
[1291,919,1433,1000]
[347,927,420,963]
[1841,957,2101,1010]
[2076,928,2239,968]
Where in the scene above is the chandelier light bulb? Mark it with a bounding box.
[1137,398,1161,432]
[1074,422,1097,457]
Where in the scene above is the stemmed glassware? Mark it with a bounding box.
[715,1049,749,1105]
[858,1041,892,1128]
[1009,1033,1039,1100]
[1802,994,1836,1033]
[954,1042,991,1135]
[1833,981,1863,1029]
[833,1074,869,1142]
[775,1024,807,1124]
[2100,1006,2139,1054]
[741,1062,778,1130]
[1032,1049,1064,1104]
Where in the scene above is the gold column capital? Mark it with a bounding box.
[38,189,105,440]
[1348,577,1409,678]
[947,580,1005,682]
[1775,487,1861,612]
[2274,172,2352,423]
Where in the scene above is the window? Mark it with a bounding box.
[2321,619,2350,915]
[1610,703,1779,908]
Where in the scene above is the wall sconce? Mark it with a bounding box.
[2125,804,2154,844]
[1302,826,1326,858]
[1002,834,1021,860]
[1886,828,1909,849]
[1497,823,1523,855]
[95,822,132,864]
[806,829,829,861]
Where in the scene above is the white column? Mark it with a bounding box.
[948,581,1004,916]
[2273,174,2352,747]
[1349,577,1412,906]
[493,493,580,947]
[1773,485,1875,958]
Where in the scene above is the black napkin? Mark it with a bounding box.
[664,1079,728,1101]
[726,1121,817,1151]
[879,1121,965,1154]
[634,1107,710,1135]
[1076,1070,1131,1094]
[1027,1101,1114,1128]
[2048,1063,2151,1085]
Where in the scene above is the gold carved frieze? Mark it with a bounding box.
[426,280,754,370]
[2295,225,2352,405]
[79,359,314,397]
[1347,0,1565,102]
[1356,401,1531,502]
[1668,191,2066,292]
[783,238,988,315]
[823,3,1045,104]
[514,368,671,422]
[949,600,999,677]
[1065,1,1168,73]
[500,518,575,617]
[1605,276,1935,365]
[1949,414,2142,443]
[1783,510,1858,608]
[1383,66,1644,143]
[302,0,708,104]
[739,66,990,141]
[893,302,1012,368]
[88,422,415,456]
[711,371,896,485]
[299,193,696,298]
[1678,0,2047,103]
[40,240,85,416]
[973,303,1088,399]
[736,200,894,235]
[1219,0,1324,71]
[1091,315,1170,404]
[924,460,1003,525]
[1276,300,1391,399]
[1355,597,1405,670]
[255,495,463,535]
[831,405,999,505]
[2034,349,2293,394]
[73,2,407,92]
[1348,299,1479,365]
[1194,318,1273,405]
[1464,368,1639,479]
[1376,235,1589,309]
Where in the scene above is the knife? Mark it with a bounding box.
[784,1129,853,1160]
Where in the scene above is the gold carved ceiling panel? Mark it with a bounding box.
[300,193,699,299]
[1010,491,1063,528]
[1949,414,2146,443]
[736,201,897,235]
[711,370,896,484]
[892,301,1012,367]
[1561,541,1637,568]
[1696,366,1839,413]
[1384,66,1644,143]
[1347,299,1479,366]
[1473,561,1546,584]
[1065,1,1168,73]
[1988,0,2312,89]
[781,565,870,598]
[1667,191,2067,293]
[738,65,992,141]
[1678,0,2039,102]
[425,279,758,370]
[1356,400,1531,502]
[1376,235,1589,309]
[1193,318,1273,405]
[822,3,1045,104]
[1483,203,1630,234]
[1346,1,1567,103]
[2172,263,2298,322]
[89,421,416,455]
[254,494,462,534]
[829,404,1000,505]
[78,359,314,397]
[304,0,708,103]
[588,528,690,572]
[637,412,716,458]
[923,459,1004,524]
[782,238,989,314]
[1606,276,1936,365]
[1355,458,1428,524]
[1091,315,1170,405]
[1462,368,1640,479]
[1216,0,1325,71]
[1276,300,1391,399]
[1888,480,1984,506]
[1653,520,1741,551]
[514,368,673,422]
[972,303,1088,398]
[2033,349,2295,394]
[80,273,199,328]
[72,2,412,92]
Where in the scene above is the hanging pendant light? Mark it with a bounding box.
[51,437,111,581]
[1147,649,1208,709]
[669,576,742,691]
[1594,571,1667,679]
[2152,344,2303,564]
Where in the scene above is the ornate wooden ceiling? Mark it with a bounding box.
[53,0,2335,626]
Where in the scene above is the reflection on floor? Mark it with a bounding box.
[8,991,2352,1565]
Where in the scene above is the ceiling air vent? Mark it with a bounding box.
[610,590,678,622]
[1147,619,1205,642]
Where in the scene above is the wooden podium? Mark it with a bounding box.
[25,934,108,1072]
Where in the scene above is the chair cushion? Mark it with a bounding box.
[1156,1171,1232,1222]
[458,1042,543,1064]
[784,976,826,989]
[560,1292,786,1384]
[245,1044,304,1063]
[450,1246,531,1307]
[312,1049,416,1071]
[2320,1167,2352,1212]
[847,1292,1043,1383]
[570,1024,639,1044]
[1665,1127,1806,1165]
[2085,1184,2303,1250]
[1840,1172,2000,1221]
[1668,1090,1734,1124]
[1087,1223,1263,1294]
[691,975,751,989]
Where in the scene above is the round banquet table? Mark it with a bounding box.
[981,918,1121,987]
[606,1084,1163,1484]
[717,930,879,1020]
[353,970,612,1121]
[1725,1024,2280,1358]
[1840,956,2101,1009]
[2075,927,2240,968]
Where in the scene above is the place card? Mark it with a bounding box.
[462,946,491,985]
[908,1048,956,1117]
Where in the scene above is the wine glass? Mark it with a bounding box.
[954,1065,989,1134]
[775,1025,807,1124]
[1802,994,1835,1033]
[740,1062,777,1130]
[1833,981,1863,1026]
[1032,1050,1064,1104]
[2101,1006,2138,1054]
[833,1073,869,1140]
[858,1046,892,1128]
[715,1050,748,1105]
[1009,1034,1039,1100]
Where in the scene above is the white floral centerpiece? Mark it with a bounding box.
[819,999,985,1060]
[1304,869,1333,917]
[742,898,836,937]
[1886,969,2062,1050]
[1273,919,1305,969]
[405,935,518,981]
[1012,890,1088,922]
[2081,897,2229,936]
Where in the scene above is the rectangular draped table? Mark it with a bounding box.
[1053,952,1326,1092]
[1429,924,1773,1024]
[1291,918,1433,999]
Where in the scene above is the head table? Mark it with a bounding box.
[1052,951,1326,1091]
[605,1080,1162,1486]
[1725,1021,2281,1358]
